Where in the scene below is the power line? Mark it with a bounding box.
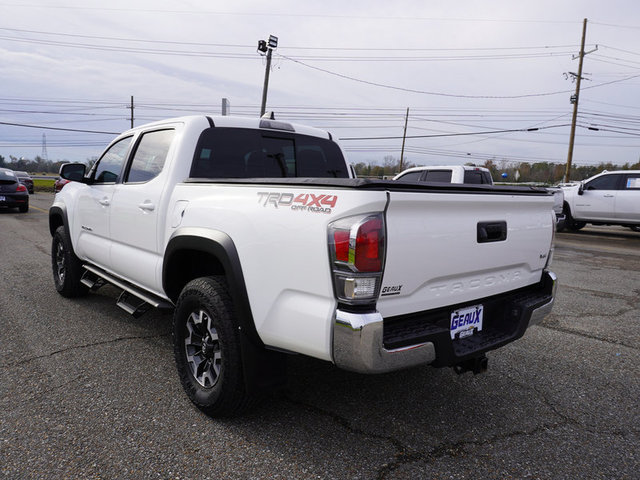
[339,124,570,141]
[0,121,118,134]
[278,53,640,99]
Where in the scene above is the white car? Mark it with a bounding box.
[560,170,640,232]
[394,165,493,185]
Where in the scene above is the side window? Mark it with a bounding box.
[624,174,640,190]
[396,171,423,182]
[424,170,452,183]
[93,136,133,183]
[126,129,175,183]
[586,174,621,191]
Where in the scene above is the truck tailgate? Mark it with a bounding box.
[378,190,554,318]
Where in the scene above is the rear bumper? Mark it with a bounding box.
[0,193,29,207]
[333,270,556,374]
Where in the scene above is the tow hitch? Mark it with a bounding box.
[453,355,488,375]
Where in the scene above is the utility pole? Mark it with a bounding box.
[564,18,588,183]
[257,35,278,117]
[41,133,48,162]
[129,95,134,129]
[399,107,409,171]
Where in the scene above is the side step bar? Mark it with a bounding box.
[82,264,173,317]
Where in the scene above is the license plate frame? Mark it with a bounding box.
[450,304,483,340]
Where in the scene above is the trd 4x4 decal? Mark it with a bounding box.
[257,192,338,214]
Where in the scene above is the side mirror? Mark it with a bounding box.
[59,163,87,182]
[578,182,584,195]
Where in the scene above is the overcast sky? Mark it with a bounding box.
[1,0,639,170]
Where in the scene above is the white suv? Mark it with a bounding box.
[561,170,640,232]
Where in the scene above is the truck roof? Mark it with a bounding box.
[120,115,333,140]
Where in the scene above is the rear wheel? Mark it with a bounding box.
[51,226,88,297]
[563,204,586,232]
[173,276,254,417]
[18,203,28,213]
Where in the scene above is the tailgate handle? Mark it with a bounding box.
[477,221,507,243]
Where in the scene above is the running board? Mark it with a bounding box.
[82,264,173,317]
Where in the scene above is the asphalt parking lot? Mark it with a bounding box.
[1,193,638,479]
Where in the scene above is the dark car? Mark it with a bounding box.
[0,168,29,213]
[13,170,34,194]
[53,177,71,193]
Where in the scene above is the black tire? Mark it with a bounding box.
[563,204,586,232]
[18,203,28,213]
[630,226,640,232]
[51,226,89,297]
[173,276,254,417]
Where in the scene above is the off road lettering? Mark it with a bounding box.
[258,192,338,213]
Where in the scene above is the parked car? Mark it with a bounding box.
[560,170,640,232]
[53,176,71,193]
[13,170,34,194]
[0,168,29,212]
[394,165,494,184]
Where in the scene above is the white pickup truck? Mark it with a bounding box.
[560,170,640,232]
[50,115,557,416]
[393,165,494,185]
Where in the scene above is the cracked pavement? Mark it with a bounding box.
[1,194,638,479]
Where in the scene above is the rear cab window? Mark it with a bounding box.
[464,170,492,184]
[190,128,349,179]
[423,170,452,183]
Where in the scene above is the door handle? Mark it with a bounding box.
[98,197,110,206]
[603,194,614,198]
[138,201,155,212]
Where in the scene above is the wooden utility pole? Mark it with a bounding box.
[564,18,588,183]
[399,107,409,171]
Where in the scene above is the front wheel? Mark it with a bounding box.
[173,276,254,417]
[563,204,586,232]
[51,226,88,297]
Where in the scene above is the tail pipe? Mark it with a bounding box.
[453,355,488,375]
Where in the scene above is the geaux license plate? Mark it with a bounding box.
[450,304,483,340]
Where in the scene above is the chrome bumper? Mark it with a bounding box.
[332,270,557,374]
[528,270,557,326]
[333,310,436,374]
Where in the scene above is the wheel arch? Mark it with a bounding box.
[49,205,69,237]
[163,228,262,347]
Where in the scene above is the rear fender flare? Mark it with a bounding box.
[163,228,261,347]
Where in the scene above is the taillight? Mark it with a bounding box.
[16,184,27,193]
[355,217,382,272]
[328,213,386,304]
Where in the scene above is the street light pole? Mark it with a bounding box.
[258,35,278,117]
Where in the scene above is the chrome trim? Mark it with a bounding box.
[529,270,557,326]
[333,310,436,374]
